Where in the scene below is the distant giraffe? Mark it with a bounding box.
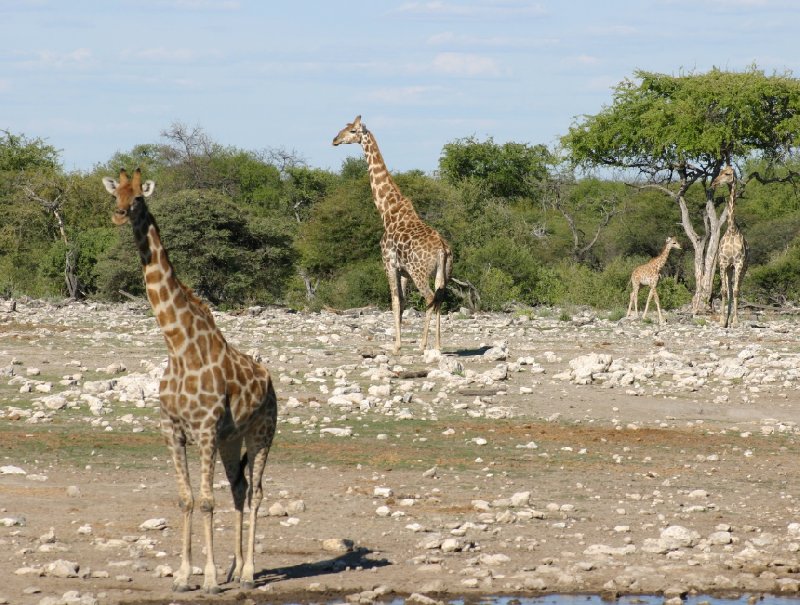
[102,168,277,593]
[333,115,452,354]
[626,236,682,324]
[713,165,749,328]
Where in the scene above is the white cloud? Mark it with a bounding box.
[366,85,448,105]
[431,52,505,77]
[146,0,241,10]
[586,75,620,92]
[120,47,222,63]
[396,1,546,19]
[15,48,92,68]
[561,54,601,67]
[586,25,639,36]
[427,31,559,49]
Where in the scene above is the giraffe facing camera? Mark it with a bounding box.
[102,168,278,594]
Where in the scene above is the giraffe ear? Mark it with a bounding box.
[141,180,156,198]
[102,177,119,195]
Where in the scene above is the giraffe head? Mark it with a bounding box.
[711,165,735,189]
[332,115,366,146]
[665,236,681,251]
[102,168,155,225]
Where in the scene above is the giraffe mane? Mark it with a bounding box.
[177,280,218,329]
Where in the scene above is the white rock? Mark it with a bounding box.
[479,553,511,565]
[423,349,442,363]
[320,427,352,437]
[438,357,463,375]
[440,538,461,552]
[321,538,354,553]
[45,559,79,578]
[708,531,733,545]
[153,564,173,578]
[510,491,531,507]
[0,465,26,475]
[484,343,508,361]
[660,525,700,549]
[374,486,393,498]
[139,518,167,531]
[268,502,287,517]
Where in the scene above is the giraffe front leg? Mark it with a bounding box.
[421,304,433,351]
[626,289,636,318]
[652,288,664,324]
[199,439,220,594]
[168,434,194,592]
[719,269,730,327]
[730,265,743,327]
[387,270,403,354]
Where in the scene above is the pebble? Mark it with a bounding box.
[322,538,354,553]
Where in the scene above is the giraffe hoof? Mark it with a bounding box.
[203,584,222,595]
[172,582,191,593]
[240,580,255,591]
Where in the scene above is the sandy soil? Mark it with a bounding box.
[3,300,800,605]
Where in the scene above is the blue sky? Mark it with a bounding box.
[2,0,798,174]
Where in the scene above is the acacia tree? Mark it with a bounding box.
[562,67,800,313]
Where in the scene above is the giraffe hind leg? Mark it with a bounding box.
[241,389,277,589]
[219,438,246,585]
[642,286,655,320]
[627,283,640,318]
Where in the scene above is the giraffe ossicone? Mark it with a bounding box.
[333,115,453,354]
[102,168,277,593]
[626,236,682,324]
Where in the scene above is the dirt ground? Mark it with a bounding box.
[4,300,800,604]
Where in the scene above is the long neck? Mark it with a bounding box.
[361,131,418,225]
[129,199,203,352]
[726,182,738,230]
[653,243,673,272]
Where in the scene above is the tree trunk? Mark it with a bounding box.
[677,192,726,315]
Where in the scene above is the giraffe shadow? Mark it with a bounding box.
[451,345,492,357]
[253,547,390,586]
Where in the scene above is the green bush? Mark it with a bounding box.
[315,259,389,310]
[746,241,800,304]
[477,267,522,311]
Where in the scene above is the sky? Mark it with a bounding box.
[2,0,799,174]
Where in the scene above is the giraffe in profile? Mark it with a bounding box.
[626,236,682,324]
[333,115,452,354]
[713,165,748,328]
[102,168,277,593]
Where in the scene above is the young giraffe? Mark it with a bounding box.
[333,115,452,354]
[102,169,277,593]
[626,236,682,324]
[713,165,749,328]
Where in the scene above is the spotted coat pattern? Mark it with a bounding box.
[626,236,682,324]
[713,165,748,328]
[333,116,452,353]
[102,169,277,594]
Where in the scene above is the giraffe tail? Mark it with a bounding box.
[430,247,452,310]
[236,451,249,499]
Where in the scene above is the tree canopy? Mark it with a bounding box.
[562,67,800,312]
